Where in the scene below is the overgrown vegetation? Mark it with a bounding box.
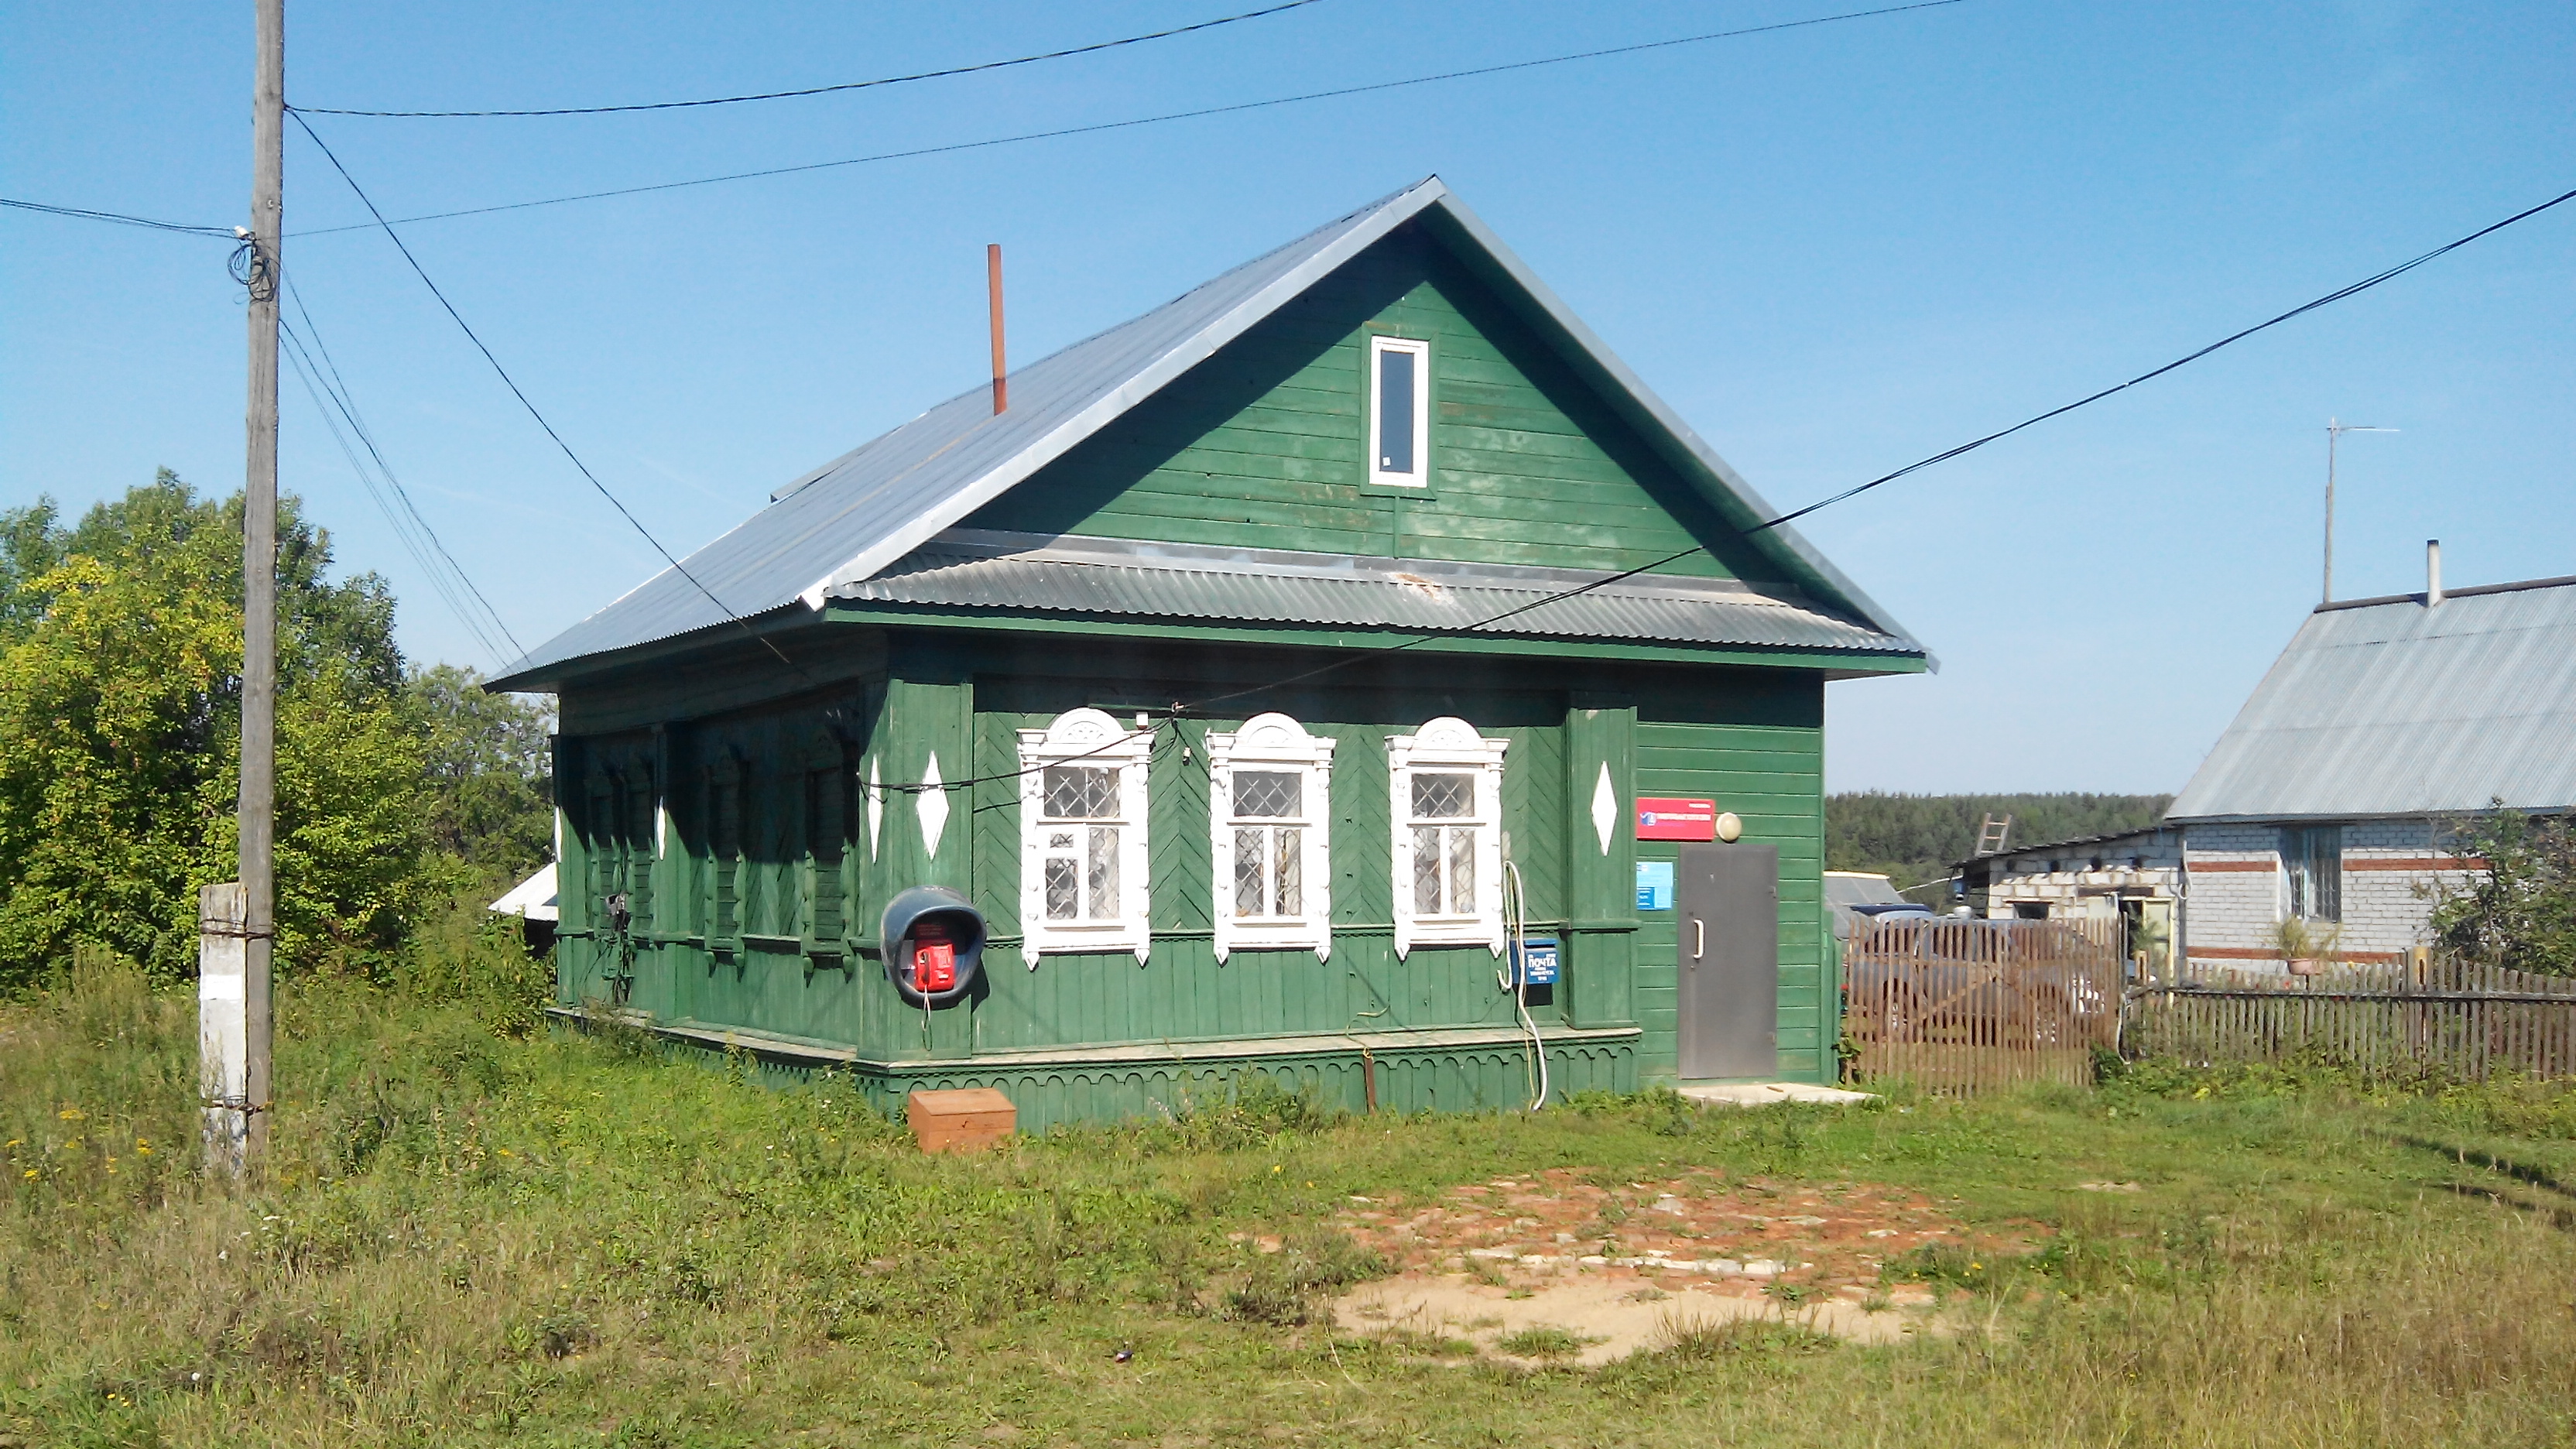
[2431,808,2576,977]
[1826,792,2173,891]
[8,960,2574,1447]
[0,474,552,988]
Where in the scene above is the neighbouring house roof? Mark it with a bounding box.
[2167,574,2576,823]
[488,862,558,923]
[490,176,1923,690]
[1951,825,2181,875]
[824,529,1915,659]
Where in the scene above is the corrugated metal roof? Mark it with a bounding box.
[2167,577,2576,821]
[490,176,1923,688]
[827,529,1913,653]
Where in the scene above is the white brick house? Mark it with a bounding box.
[2164,561,2576,977]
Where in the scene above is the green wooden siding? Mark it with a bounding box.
[553,642,1832,1098]
[568,1018,1639,1136]
[960,228,1788,586]
[961,693,1572,1058]
[1629,702,1834,1084]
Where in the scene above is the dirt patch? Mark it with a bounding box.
[1337,1275,1910,1365]
[1329,1168,2037,1363]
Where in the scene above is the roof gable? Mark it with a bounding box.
[2167,577,2576,822]
[493,177,1921,688]
[954,222,1796,585]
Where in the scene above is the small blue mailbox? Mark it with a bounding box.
[1507,935,1560,988]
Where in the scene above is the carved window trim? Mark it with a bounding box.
[1387,717,1508,959]
[1017,708,1153,963]
[1207,712,1337,963]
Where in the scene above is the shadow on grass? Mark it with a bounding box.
[2395,1135,2576,1202]
[2432,1180,2576,1231]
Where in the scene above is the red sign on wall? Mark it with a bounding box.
[1636,797,1717,841]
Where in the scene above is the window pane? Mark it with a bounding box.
[1412,771,1474,820]
[1043,766,1119,820]
[2308,827,2342,920]
[1088,824,1121,920]
[1234,827,1266,919]
[1376,348,1415,474]
[1276,827,1302,917]
[1044,858,1079,921]
[1233,769,1301,820]
[1449,826,1476,913]
[1413,826,1444,913]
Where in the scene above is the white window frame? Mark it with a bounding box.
[1017,707,1153,963]
[1207,712,1337,963]
[1389,716,1508,959]
[1368,334,1431,488]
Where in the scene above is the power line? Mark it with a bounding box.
[286,0,1966,238]
[891,177,2576,788]
[280,320,512,666]
[1749,181,2576,534]
[287,109,820,685]
[278,272,526,663]
[293,0,1331,118]
[1,196,228,236]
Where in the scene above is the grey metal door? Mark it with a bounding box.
[1676,843,1778,1080]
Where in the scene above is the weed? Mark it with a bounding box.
[1368,1327,1475,1358]
[1220,1228,1386,1326]
[1493,1325,1599,1359]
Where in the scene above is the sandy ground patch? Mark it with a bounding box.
[1336,1273,1925,1365]
[1327,1167,2036,1362]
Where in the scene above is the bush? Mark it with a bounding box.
[2430,809,2576,976]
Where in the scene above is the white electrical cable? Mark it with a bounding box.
[1502,858,1548,1112]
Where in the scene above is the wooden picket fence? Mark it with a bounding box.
[2126,956,2576,1081]
[1840,917,2125,1094]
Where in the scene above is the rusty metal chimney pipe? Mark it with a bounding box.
[987,244,1007,415]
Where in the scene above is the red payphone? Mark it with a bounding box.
[881,886,985,1006]
[910,921,957,993]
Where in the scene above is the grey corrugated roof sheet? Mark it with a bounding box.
[2167,575,2576,822]
[832,529,1910,654]
[491,176,1922,688]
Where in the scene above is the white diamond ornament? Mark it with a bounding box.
[866,756,883,861]
[1591,761,1618,856]
[916,753,948,861]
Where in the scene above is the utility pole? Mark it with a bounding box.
[236,0,285,1172]
[2322,417,2396,604]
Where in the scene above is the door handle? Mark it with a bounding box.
[1692,918,1704,961]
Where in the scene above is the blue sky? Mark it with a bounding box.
[5,1,2570,794]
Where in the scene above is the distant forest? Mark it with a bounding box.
[1825,793,2175,894]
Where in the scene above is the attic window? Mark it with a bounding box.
[1369,336,1430,487]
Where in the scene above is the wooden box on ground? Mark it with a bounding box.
[907,1088,1016,1153]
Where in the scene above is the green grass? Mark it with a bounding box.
[1491,1326,1599,1360]
[7,959,2576,1446]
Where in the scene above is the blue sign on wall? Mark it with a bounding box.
[1635,860,1674,910]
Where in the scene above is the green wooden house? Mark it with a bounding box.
[489,177,1927,1129]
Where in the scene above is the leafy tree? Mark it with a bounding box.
[2429,810,2576,977]
[408,664,554,881]
[0,472,426,982]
